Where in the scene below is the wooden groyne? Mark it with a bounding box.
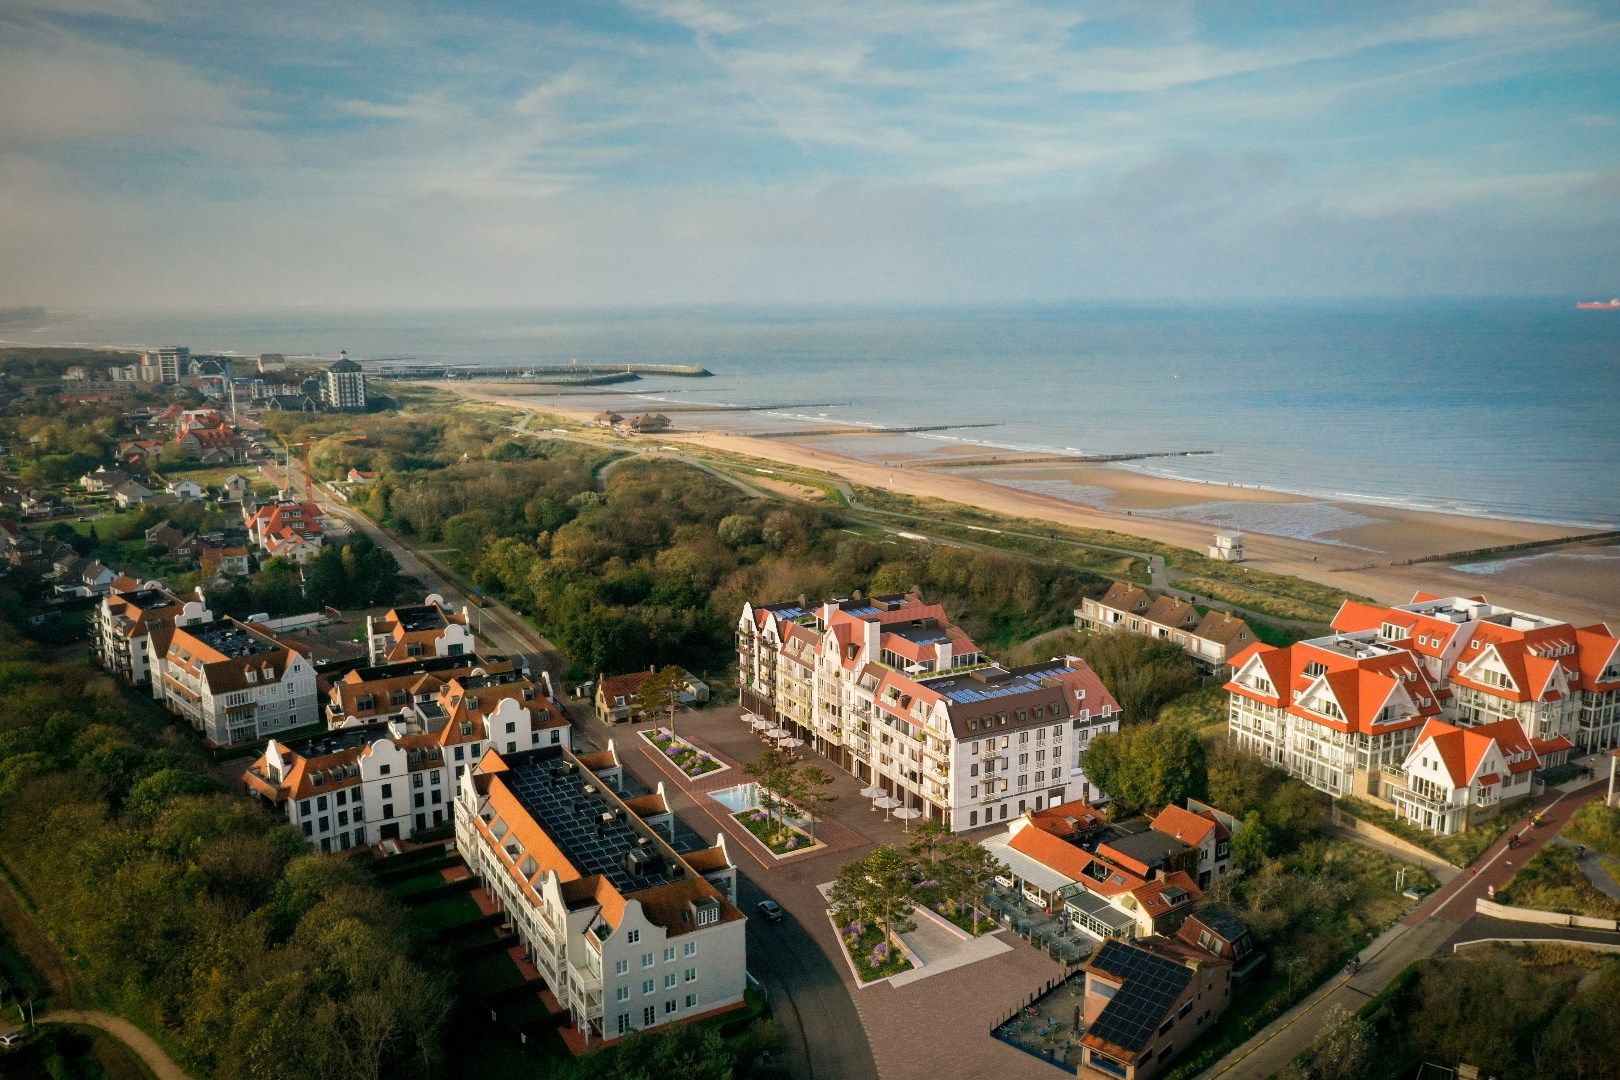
[380,362,714,379]
[918,450,1214,469]
[641,402,850,414]
[1336,529,1620,572]
[749,422,1003,440]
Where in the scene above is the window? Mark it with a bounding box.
[413,773,424,788]
[642,979,654,994]
[664,1000,677,1015]
[382,803,393,818]
[969,811,978,827]
[615,987,628,1002]
[683,968,696,982]
[316,795,328,811]
[627,929,640,944]
[335,789,346,806]
[379,763,391,775]
[615,959,628,975]
[317,816,329,832]
[664,973,676,989]
[642,953,654,968]
[643,1006,656,1027]
[663,947,675,962]
[685,994,697,1009]
[380,783,393,798]
[505,721,515,734]
[683,942,696,957]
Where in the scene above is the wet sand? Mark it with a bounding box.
[454,383,1619,626]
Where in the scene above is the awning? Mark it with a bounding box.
[983,835,1075,895]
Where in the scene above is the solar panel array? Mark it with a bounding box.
[1086,940,1193,1052]
[396,605,449,632]
[930,663,1072,705]
[503,750,676,894]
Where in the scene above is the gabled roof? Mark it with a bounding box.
[1150,804,1220,847]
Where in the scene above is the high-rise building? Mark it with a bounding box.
[321,351,367,410]
[139,345,189,384]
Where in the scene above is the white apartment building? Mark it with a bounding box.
[245,668,569,850]
[140,345,189,384]
[1226,631,1443,799]
[738,591,1122,831]
[1331,594,1620,752]
[456,745,747,1044]
[92,581,213,687]
[154,618,319,746]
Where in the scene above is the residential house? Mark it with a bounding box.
[739,590,1122,831]
[1076,582,1257,675]
[218,473,252,503]
[1174,906,1263,981]
[112,480,154,509]
[320,354,367,411]
[983,800,1205,941]
[244,500,325,563]
[1078,936,1233,1080]
[595,668,710,725]
[617,412,671,434]
[1148,802,1236,890]
[365,597,476,665]
[1330,593,1620,753]
[167,478,205,501]
[245,668,568,850]
[79,465,129,493]
[200,546,252,578]
[144,520,190,554]
[455,744,747,1044]
[325,654,517,728]
[153,617,318,746]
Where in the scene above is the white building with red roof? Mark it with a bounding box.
[1225,629,1443,799]
[244,499,326,564]
[739,590,1122,831]
[1393,717,1567,834]
[1330,593,1620,753]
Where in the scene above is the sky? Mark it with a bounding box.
[1,0,1617,310]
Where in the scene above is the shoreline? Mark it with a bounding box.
[450,382,1619,627]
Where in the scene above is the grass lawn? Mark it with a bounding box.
[732,807,817,856]
[1497,845,1620,919]
[639,728,723,778]
[382,867,455,899]
[405,891,484,936]
[1565,802,1620,860]
[460,951,530,995]
[838,922,912,983]
[1339,794,1531,866]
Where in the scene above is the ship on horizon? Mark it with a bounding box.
[1576,298,1620,309]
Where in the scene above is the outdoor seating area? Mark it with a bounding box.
[985,884,1098,966]
[743,711,807,756]
[992,971,1086,1070]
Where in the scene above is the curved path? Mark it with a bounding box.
[38,1010,192,1080]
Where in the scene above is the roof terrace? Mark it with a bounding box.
[188,619,280,659]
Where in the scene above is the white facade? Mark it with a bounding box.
[92,586,213,687]
[154,619,319,745]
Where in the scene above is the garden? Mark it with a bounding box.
[733,805,819,856]
[640,727,726,779]
[838,920,914,983]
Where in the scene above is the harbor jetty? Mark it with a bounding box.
[378,361,714,383]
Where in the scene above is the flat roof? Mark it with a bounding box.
[501,747,679,894]
[188,620,279,659]
[392,604,449,633]
[1303,633,1404,662]
[922,662,1071,706]
[1099,828,1188,870]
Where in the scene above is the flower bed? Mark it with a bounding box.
[733,807,818,856]
[932,901,996,937]
[639,728,724,779]
[838,921,913,983]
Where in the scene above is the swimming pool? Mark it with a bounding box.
[709,782,809,826]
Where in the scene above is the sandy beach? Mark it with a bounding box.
[455,383,1619,627]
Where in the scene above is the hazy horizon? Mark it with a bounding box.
[3,1,1617,310]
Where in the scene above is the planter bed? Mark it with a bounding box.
[838,921,913,983]
[931,902,997,937]
[640,728,726,779]
[733,807,819,856]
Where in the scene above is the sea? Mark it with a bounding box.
[7,300,1618,529]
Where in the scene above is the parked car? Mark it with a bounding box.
[0,1032,25,1048]
[756,899,784,922]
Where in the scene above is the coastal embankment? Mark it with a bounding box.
[434,381,1619,628]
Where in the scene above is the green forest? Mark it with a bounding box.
[0,628,448,1079]
[280,411,1111,680]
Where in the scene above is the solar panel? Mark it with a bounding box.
[503,749,678,893]
[1087,940,1193,1052]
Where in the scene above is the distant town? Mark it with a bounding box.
[0,343,1616,1080]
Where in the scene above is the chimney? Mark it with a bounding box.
[798,593,808,609]
[852,588,863,601]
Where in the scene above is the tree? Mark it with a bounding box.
[795,763,838,840]
[745,748,797,830]
[828,845,917,949]
[937,838,1005,932]
[1230,810,1271,875]
[632,665,689,738]
[1279,1004,1373,1080]
[1083,717,1207,814]
[716,513,758,547]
